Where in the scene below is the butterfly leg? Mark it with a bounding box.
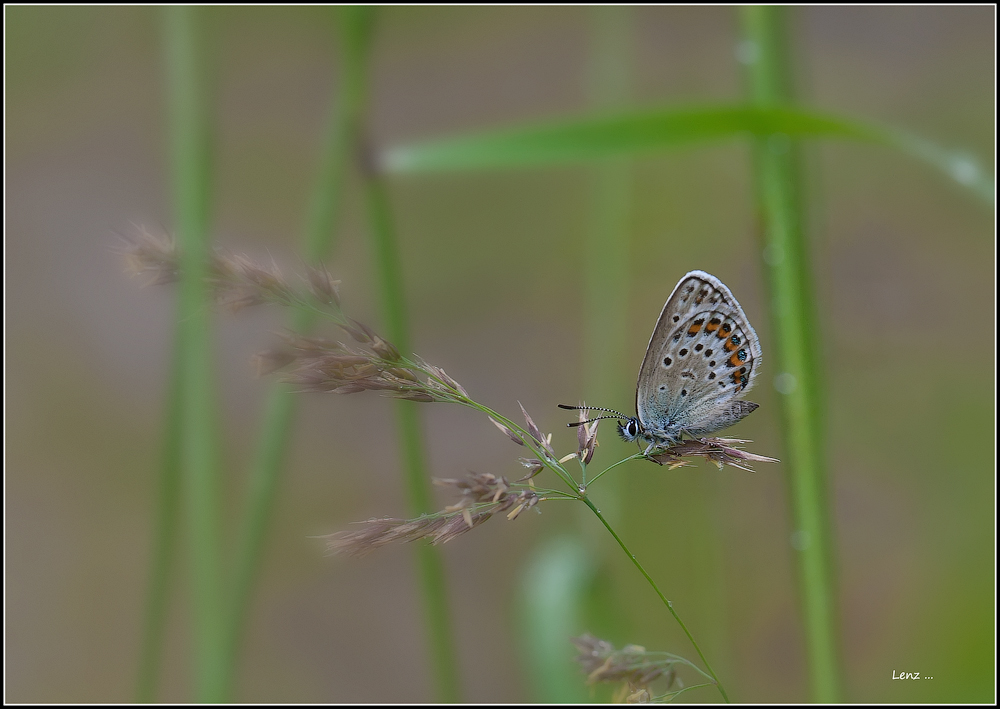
[637,440,664,464]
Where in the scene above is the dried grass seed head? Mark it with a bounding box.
[572,634,678,693]
[305,263,341,306]
[575,408,600,464]
[118,226,180,286]
[649,437,779,472]
[325,472,540,557]
[519,402,556,458]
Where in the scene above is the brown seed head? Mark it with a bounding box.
[326,472,540,556]
[572,634,679,696]
[491,417,524,446]
[649,437,779,472]
[305,264,341,307]
[517,458,545,480]
[575,409,600,465]
[118,227,180,285]
[519,402,555,457]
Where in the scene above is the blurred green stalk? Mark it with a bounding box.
[162,6,226,702]
[740,6,842,702]
[218,7,375,699]
[583,6,633,444]
[580,0,633,672]
[519,537,593,703]
[361,151,462,702]
[519,10,636,703]
[136,335,184,702]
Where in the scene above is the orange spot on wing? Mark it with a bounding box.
[716,322,732,339]
[728,351,744,367]
[724,339,738,352]
[706,319,721,333]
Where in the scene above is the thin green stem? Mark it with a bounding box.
[660,682,717,702]
[537,495,579,503]
[631,653,715,679]
[361,131,462,701]
[583,4,633,434]
[579,7,633,498]
[452,397,579,493]
[522,484,578,499]
[740,6,841,702]
[584,452,646,490]
[162,6,225,702]
[219,7,374,698]
[579,495,730,703]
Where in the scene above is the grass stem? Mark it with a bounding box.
[740,6,842,701]
[162,6,226,702]
[135,336,184,702]
[362,140,463,703]
[580,495,730,703]
[218,7,375,698]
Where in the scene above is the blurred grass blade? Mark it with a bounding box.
[741,6,841,701]
[219,6,375,699]
[583,5,633,429]
[578,2,634,646]
[136,336,184,702]
[357,22,464,689]
[362,157,462,702]
[384,104,992,204]
[519,537,594,703]
[162,6,226,702]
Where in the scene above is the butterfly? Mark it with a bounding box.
[562,270,762,455]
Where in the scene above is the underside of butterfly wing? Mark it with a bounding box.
[635,271,762,444]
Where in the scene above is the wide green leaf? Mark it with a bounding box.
[383,104,991,204]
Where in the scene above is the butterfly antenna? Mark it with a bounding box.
[565,414,628,428]
[558,403,631,427]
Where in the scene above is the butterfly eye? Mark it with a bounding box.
[627,420,639,437]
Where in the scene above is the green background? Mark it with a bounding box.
[5,6,993,702]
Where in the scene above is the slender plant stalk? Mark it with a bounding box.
[583,6,633,467]
[361,146,462,702]
[136,335,184,702]
[426,382,731,703]
[218,7,374,698]
[580,496,730,703]
[441,397,731,702]
[162,6,226,702]
[519,11,637,701]
[582,0,635,633]
[740,6,841,702]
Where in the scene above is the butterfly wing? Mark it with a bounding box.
[636,270,762,440]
